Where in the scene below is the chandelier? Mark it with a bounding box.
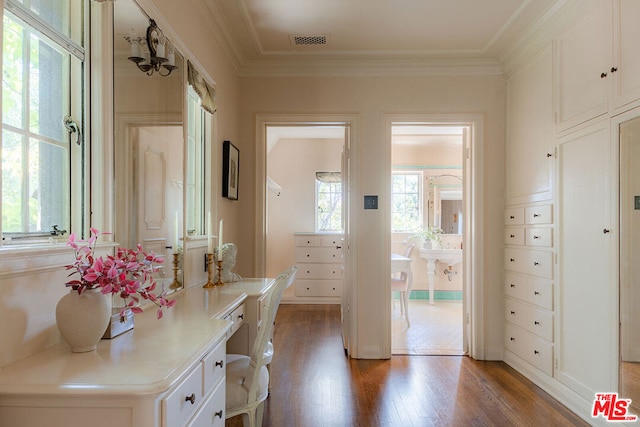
[126,19,178,77]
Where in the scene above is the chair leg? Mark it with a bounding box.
[399,292,405,315]
[255,401,266,427]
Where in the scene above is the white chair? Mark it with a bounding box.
[391,244,414,325]
[225,266,298,427]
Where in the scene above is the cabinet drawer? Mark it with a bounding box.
[187,379,225,427]
[525,204,553,224]
[224,304,244,339]
[297,263,342,279]
[525,227,553,247]
[295,279,342,297]
[505,207,525,225]
[202,340,226,397]
[295,247,342,263]
[294,235,322,247]
[505,272,553,310]
[321,235,342,247]
[505,298,553,341]
[505,248,553,278]
[505,324,554,376]
[504,227,525,245]
[163,363,203,427]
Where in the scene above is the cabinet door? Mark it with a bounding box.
[612,0,640,110]
[555,0,611,132]
[556,120,617,399]
[506,44,554,204]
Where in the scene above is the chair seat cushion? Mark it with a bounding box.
[226,354,270,412]
[390,277,407,291]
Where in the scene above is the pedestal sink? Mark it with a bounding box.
[418,248,463,304]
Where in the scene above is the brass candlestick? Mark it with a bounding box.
[169,253,181,290]
[215,260,224,286]
[203,253,216,288]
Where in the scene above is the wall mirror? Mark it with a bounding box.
[428,175,463,235]
[113,0,184,286]
[619,115,640,415]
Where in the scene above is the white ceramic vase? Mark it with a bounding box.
[55,288,112,352]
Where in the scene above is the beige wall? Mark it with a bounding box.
[237,75,506,358]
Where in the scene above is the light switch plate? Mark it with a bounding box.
[364,195,378,209]
[635,196,640,210]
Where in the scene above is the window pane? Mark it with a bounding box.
[30,137,68,232]
[2,15,25,129]
[29,32,67,141]
[392,173,421,232]
[1,130,23,231]
[317,181,342,232]
[27,0,70,37]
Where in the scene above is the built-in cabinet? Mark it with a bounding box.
[293,233,343,299]
[504,0,640,422]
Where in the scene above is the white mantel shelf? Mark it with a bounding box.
[0,285,246,396]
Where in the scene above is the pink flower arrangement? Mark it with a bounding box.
[65,228,177,319]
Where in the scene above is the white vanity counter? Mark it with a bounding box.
[0,285,248,427]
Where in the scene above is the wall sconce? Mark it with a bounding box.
[126,19,178,77]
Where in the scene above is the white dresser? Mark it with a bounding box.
[503,204,555,376]
[0,286,251,427]
[293,232,343,300]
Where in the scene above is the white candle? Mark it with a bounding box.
[218,219,223,255]
[207,211,212,254]
[167,50,175,66]
[174,211,179,254]
[129,29,140,58]
[156,42,165,59]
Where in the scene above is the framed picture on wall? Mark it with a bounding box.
[223,140,239,200]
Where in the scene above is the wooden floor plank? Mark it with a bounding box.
[227,304,589,427]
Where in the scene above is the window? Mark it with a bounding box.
[186,86,206,236]
[316,172,342,232]
[391,172,422,232]
[1,0,85,241]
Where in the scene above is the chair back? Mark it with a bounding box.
[244,266,298,402]
[403,244,415,258]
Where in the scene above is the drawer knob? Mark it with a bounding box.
[603,228,610,234]
[510,337,515,341]
[611,67,618,73]
[238,314,244,320]
[306,254,310,257]
[510,234,515,238]
[185,393,196,405]
[546,153,553,158]
[533,262,540,266]
[601,72,608,78]
[534,321,540,325]
[534,350,540,355]
[510,310,515,315]
[533,213,540,218]
[533,235,540,239]
[510,283,515,288]
[215,360,224,368]
[534,291,540,295]
[510,258,515,262]
[510,215,515,219]
[215,410,223,419]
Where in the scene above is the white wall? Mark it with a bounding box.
[237,75,506,359]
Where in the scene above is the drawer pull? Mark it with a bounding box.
[215,360,224,368]
[185,393,196,405]
[510,311,515,315]
[533,213,540,218]
[603,228,610,234]
[510,258,515,262]
[546,153,553,158]
[534,350,540,355]
[510,215,515,219]
[306,287,310,290]
[533,235,540,239]
[510,234,515,238]
[238,314,244,320]
[215,410,223,419]
[510,283,515,288]
[534,321,540,325]
[534,291,540,295]
[306,254,310,257]
[533,262,540,266]
[600,72,608,78]
[510,337,515,341]
[306,270,310,274]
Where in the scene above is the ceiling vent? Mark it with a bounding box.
[290,34,329,47]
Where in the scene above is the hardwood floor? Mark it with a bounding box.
[227,304,589,427]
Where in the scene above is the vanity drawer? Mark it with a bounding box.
[505,298,553,341]
[224,303,245,339]
[295,247,342,263]
[294,235,322,247]
[505,207,525,225]
[505,272,553,310]
[163,363,203,427]
[321,235,342,247]
[295,279,342,297]
[202,340,226,396]
[525,227,553,247]
[296,263,342,280]
[505,323,554,376]
[504,227,525,245]
[525,204,553,225]
[187,380,225,427]
[505,248,553,279]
